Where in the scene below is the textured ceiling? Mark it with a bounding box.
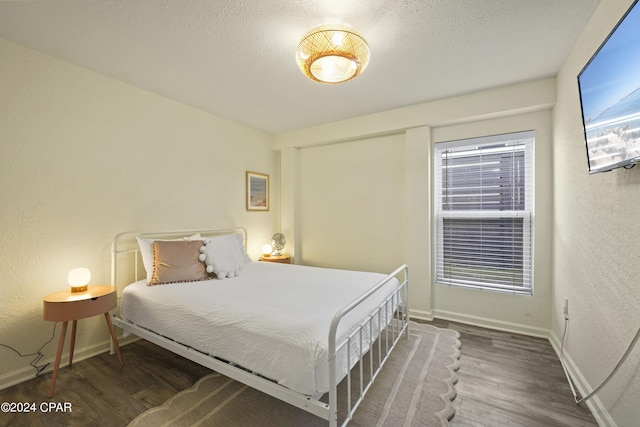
[0,0,601,133]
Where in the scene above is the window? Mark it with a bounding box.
[434,131,534,295]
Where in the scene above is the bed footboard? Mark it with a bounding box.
[328,264,409,427]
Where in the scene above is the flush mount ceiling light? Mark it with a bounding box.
[296,24,370,84]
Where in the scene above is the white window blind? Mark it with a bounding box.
[434,131,535,295]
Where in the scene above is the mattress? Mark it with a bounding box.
[119,261,400,395]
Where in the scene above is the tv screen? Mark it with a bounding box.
[578,0,640,174]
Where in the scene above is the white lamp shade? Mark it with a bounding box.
[262,244,273,256]
[68,267,91,286]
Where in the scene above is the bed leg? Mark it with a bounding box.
[400,304,410,338]
[328,352,338,427]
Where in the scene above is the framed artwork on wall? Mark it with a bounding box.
[246,171,269,211]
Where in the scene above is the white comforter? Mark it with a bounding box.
[120,261,400,395]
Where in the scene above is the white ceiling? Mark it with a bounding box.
[0,0,601,134]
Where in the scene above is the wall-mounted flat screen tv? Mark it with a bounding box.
[578,0,640,174]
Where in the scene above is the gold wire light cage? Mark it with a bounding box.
[296,24,370,84]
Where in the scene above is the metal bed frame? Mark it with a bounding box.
[110,227,409,426]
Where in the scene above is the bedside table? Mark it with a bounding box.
[43,285,124,397]
[260,254,291,264]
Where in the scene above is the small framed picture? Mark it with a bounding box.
[246,171,269,211]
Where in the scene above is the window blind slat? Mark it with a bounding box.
[435,132,534,295]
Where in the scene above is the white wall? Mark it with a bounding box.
[552,0,640,425]
[296,133,406,273]
[277,78,555,333]
[0,39,277,389]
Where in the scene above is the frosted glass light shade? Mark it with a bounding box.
[262,244,273,256]
[297,24,370,84]
[68,267,90,292]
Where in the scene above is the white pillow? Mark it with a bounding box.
[202,234,249,279]
[234,233,252,263]
[137,233,202,282]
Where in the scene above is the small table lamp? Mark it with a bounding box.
[68,267,90,293]
[262,244,272,257]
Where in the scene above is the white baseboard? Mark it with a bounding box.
[408,308,433,321]
[549,331,616,427]
[0,335,137,392]
[433,309,550,338]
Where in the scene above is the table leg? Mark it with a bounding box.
[48,321,68,398]
[104,313,123,366]
[69,320,77,367]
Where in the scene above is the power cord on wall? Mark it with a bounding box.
[559,316,640,404]
[0,322,58,377]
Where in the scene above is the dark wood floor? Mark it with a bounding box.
[0,320,597,427]
[429,319,597,427]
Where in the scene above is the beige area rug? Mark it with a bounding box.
[128,322,461,427]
